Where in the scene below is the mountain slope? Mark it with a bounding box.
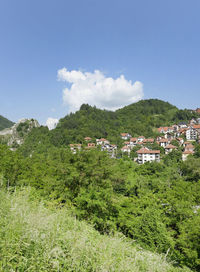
[0,115,14,131]
[19,99,198,152]
[50,99,194,146]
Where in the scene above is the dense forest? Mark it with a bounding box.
[0,99,200,271]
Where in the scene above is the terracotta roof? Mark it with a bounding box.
[70,144,82,147]
[84,137,92,141]
[143,138,154,143]
[165,144,177,149]
[159,138,168,142]
[121,146,130,150]
[157,127,173,133]
[124,141,130,145]
[182,150,194,154]
[193,125,200,129]
[138,136,145,139]
[185,143,194,148]
[136,147,160,154]
[130,137,138,142]
[121,133,129,136]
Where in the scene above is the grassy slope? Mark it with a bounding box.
[0,115,14,131]
[0,188,191,272]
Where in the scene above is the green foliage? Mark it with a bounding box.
[20,99,196,154]
[181,157,200,182]
[0,115,14,131]
[0,188,191,272]
[0,143,200,270]
[172,110,199,122]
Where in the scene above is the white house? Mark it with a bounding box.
[157,127,173,134]
[120,133,132,140]
[178,122,188,129]
[121,146,131,155]
[137,136,145,142]
[136,147,160,164]
[69,144,82,154]
[130,137,138,146]
[164,144,177,154]
[186,127,198,141]
[184,143,195,152]
[96,138,110,146]
[157,138,169,148]
[182,150,194,161]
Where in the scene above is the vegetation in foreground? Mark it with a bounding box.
[0,144,200,271]
[0,188,191,272]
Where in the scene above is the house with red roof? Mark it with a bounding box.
[165,144,177,154]
[96,138,110,146]
[84,137,92,141]
[120,133,132,140]
[182,150,194,161]
[85,143,96,149]
[136,147,160,164]
[130,137,138,146]
[121,145,131,155]
[143,138,154,144]
[157,127,173,134]
[157,138,169,148]
[137,136,145,142]
[184,143,195,152]
[69,144,82,154]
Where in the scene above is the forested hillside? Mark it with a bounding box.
[20,99,199,154]
[0,115,14,130]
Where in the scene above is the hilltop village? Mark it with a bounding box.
[70,115,200,164]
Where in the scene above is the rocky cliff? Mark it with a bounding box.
[0,118,40,149]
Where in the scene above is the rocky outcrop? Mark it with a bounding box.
[0,118,40,148]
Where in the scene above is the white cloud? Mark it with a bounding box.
[46,118,59,130]
[58,68,144,113]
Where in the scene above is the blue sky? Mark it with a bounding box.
[0,0,200,126]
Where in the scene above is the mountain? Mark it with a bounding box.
[19,99,199,154]
[50,99,197,146]
[0,115,14,131]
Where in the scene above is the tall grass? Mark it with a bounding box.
[0,188,191,272]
